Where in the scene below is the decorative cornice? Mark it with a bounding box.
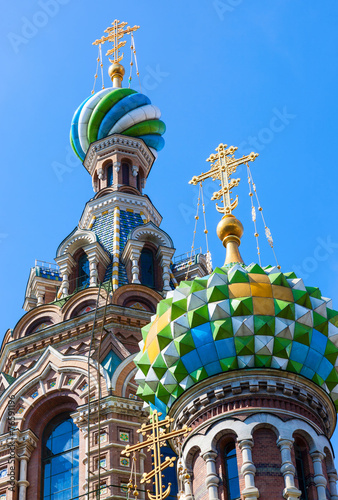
[169,369,337,438]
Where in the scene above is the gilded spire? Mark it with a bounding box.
[93,20,140,88]
[189,143,258,264]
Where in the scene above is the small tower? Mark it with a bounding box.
[135,144,338,500]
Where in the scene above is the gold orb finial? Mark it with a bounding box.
[217,214,244,265]
[108,62,125,87]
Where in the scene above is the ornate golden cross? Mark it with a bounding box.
[121,410,191,500]
[93,19,140,63]
[189,143,259,215]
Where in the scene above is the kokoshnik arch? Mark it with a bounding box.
[0,18,337,500]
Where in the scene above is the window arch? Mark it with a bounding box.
[122,162,130,185]
[224,442,240,500]
[294,443,308,500]
[42,413,79,500]
[107,164,113,186]
[140,248,155,288]
[78,253,90,289]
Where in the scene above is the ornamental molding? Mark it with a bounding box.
[129,221,174,248]
[80,191,162,228]
[84,134,155,175]
[0,429,38,455]
[56,228,98,258]
[169,370,336,438]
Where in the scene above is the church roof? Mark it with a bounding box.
[134,262,338,413]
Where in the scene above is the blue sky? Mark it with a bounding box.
[1,0,338,457]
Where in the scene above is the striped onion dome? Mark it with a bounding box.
[134,262,338,413]
[70,87,166,161]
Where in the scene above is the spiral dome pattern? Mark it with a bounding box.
[134,262,338,413]
[70,87,166,161]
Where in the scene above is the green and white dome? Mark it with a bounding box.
[134,262,338,413]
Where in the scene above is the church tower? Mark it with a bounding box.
[0,20,209,500]
[135,145,338,500]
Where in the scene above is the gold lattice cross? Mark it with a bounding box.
[93,19,140,63]
[189,143,258,215]
[121,410,191,500]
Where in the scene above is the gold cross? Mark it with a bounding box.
[189,143,259,215]
[93,19,140,64]
[121,410,191,500]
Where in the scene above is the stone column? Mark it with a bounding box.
[18,456,29,500]
[310,451,327,500]
[202,451,219,500]
[131,249,142,284]
[36,284,45,305]
[327,469,338,500]
[56,255,76,298]
[177,458,194,500]
[88,256,98,287]
[277,438,301,500]
[157,247,175,292]
[113,161,121,188]
[238,439,259,500]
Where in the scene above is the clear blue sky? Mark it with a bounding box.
[1,0,338,456]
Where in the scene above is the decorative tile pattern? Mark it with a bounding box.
[119,431,130,442]
[120,456,130,467]
[66,378,74,386]
[99,433,107,443]
[31,391,38,399]
[80,383,88,391]
[129,393,138,400]
[0,469,7,478]
[0,494,6,499]
[99,458,106,469]
[17,407,24,414]
[49,381,56,388]
[120,483,129,493]
[134,262,338,412]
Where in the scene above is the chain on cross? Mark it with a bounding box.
[189,143,259,215]
[121,410,191,500]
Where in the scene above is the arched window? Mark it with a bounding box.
[78,253,90,288]
[140,249,155,288]
[107,164,113,186]
[122,163,130,185]
[42,414,79,500]
[294,443,308,500]
[224,442,240,500]
[136,173,141,192]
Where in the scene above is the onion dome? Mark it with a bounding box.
[134,262,338,413]
[70,87,166,161]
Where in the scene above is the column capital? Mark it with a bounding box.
[310,450,325,462]
[238,438,254,450]
[277,437,294,449]
[202,451,218,462]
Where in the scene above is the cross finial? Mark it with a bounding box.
[93,19,140,64]
[189,143,258,215]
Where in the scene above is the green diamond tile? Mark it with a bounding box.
[284,271,297,279]
[137,351,151,376]
[206,285,229,302]
[141,323,152,342]
[212,267,227,275]
[255,354,272,367]
[324,340,338,364]
[171,302,187,321]
[294,323,312,345]
[287,360,303,374]
[168,359,189,383]
[190,367,208,383]
[157,298,173,316]
[190,279,208,292]
[312,373,324,387]
[254,316,275,336]
[229,269,250,284]
[269,273,290,287]
[313,312,328,335]
[211,318,234,340]
[275,300,295,320]
[325,369,338,391]
[152,354,168,379]
[155,383,171,405]
[220,356,238,371]
[328,309,338,327]
[231,297,254,316]
[306,286,322,299]
[247,263,266,274]
[157,324,173,350]
[142,383,156,404]
[292,289,312,308]
[273,337,292,358]
[171,385,184,399]
[187,305,209,328]
[235,336,254,356]
[174,332,196,356]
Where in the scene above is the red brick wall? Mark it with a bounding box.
[252,428,284,499]
[192,451,207,500]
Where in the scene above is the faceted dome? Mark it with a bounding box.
[134,263,338,412]
[70,87,166,161]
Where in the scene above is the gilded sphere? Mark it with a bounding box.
[108,62,125,79]
[216,214,244,243]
